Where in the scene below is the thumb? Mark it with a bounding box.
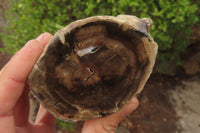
[82,97,139,133]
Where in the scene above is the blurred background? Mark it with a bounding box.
[0,0,200,133]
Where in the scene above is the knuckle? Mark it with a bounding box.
[101,121,118,133]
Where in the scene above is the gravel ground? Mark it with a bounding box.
[169,75,200,133]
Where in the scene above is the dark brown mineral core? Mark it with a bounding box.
[28,15,158,122]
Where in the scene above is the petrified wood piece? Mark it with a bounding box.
[28,15,158,122]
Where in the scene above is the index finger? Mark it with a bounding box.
[0,33,52,114]
[0,33,52,82]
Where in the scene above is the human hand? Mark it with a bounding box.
[0,33,56,133]
[82,97,139,133]
[0,33,139,133]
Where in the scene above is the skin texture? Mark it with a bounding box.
[0,33,139,133]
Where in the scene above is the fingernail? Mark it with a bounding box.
[36,33,44,41]
[130,97,138,104]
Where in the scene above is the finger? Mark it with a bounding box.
[0,33,52,114]
[14,84,30,127]
[30,106,56,133]
[36,32,52,48]
[1,32,52,82]
[0,33,52,133]
[35,105,56,127]
[82,97,139,133]
[115,97,139,123]
[0,115,16,133]
[13,33,52,127]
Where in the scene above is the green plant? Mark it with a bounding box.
[0,0,199,70]
[55,119,75,132]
